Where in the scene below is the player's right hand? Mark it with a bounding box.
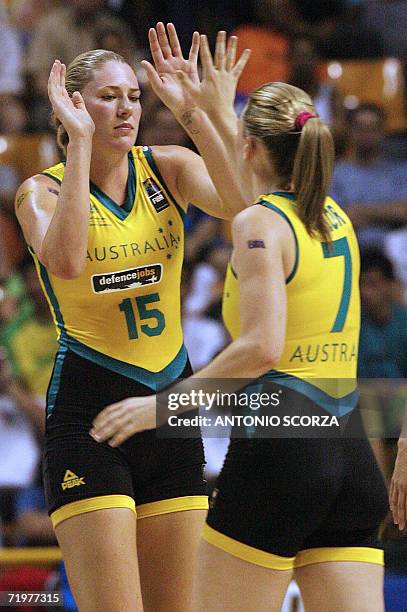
[48,60,95,143]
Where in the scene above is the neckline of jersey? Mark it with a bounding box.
[89,151,137,220]
[270,191,296,201]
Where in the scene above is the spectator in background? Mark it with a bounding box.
[0,348,39,542]
[26,0,136,130]
[385,228,407,305]
[288,37,344,135]
[358,249,407,381]
[331,104,407,249]
[182,243,231,371]
[257,0,383,59]
[0,258,58,433]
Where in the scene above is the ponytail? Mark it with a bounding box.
[243,82,336,244]
[293,117,334,243]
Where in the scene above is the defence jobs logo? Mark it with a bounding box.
[91,263,163,294]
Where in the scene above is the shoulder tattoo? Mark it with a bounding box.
[247,240,266,249]
[16,190,34,209]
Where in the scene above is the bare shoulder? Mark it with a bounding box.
[232,203,292,242]
[150,144,201,173]
[15,174,60,212]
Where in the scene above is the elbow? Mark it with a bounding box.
[39,252,85,279]
[244,338,282,374]
[257,346,282,372]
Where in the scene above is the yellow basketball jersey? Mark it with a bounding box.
[32,146,186,390]
[222,192,360,416]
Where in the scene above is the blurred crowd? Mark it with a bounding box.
[0,0,407,609]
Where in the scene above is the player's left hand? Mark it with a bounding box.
[389,441,407,531]
[90,395,157,446]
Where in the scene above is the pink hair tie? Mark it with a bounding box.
[295,111,317,131]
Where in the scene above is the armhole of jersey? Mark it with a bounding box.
[40,172,62,186]
[256,200,299,284]
[142,146,186,223]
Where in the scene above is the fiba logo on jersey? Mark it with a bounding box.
[91,263,163,294]
[142,177,170,212]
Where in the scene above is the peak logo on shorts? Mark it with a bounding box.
[92,264,163,294]
[142,177,170,212]
[61,469,85,490]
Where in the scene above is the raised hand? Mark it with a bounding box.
[141,22,200,114]
[172,31,250,116]
[48,60,95,143]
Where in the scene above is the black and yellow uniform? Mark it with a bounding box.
[35,146,207,527]
[204,192,387,569]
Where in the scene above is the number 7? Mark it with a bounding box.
[322,237,352,333]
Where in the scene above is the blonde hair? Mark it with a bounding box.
[52,49,128,156]
[243,82,334,243]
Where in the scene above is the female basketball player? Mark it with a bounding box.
[14,27,249,612]
[93,29,388,611]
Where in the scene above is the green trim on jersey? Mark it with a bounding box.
[47,346,67,417]
[89,151,137,220]
[142,146,186,222]
[271,192,296,200]
[263,369,358,417]
[66,338,188,391]
[41,172,62,185]
[256,199,299,283]
[38,262,66,338]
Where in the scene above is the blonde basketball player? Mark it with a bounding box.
[14,26,249,612]
[93,29,388,611]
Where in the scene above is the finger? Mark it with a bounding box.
[214,30,226,70]
[156,21,172,59]
[60,62,66,89]
[199,35,214,79]
[397,491,407,530]
[175,70,198,94]
[392,487,399,524]
[108,428,135,448]
[232,48,251,81]
[225,36,237,71]
[72,91,86,109]
[189,31,200,64]
[92,401,123,429]
[148,27,165,66]
[167,22,182,57]
[141,60,165,93]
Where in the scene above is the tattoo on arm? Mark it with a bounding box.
[248,240,266,249]
[180,110,200,135]
[16,190,34,209]
[47,187,59,196]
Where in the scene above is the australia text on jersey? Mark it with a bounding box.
[86,230,181,262]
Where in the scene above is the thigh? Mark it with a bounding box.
[196,539,292,612]
[137,509,207,612]
[207,437,343,558]
[302,436,388,551]
[126,434,207,512]
[294,562,384,612]
[43,419,134,520]
[55,507,142,612]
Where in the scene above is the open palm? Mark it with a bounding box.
[142,23,200,113]
[48,60,94,141]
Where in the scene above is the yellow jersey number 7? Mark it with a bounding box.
[322,237,352,333]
